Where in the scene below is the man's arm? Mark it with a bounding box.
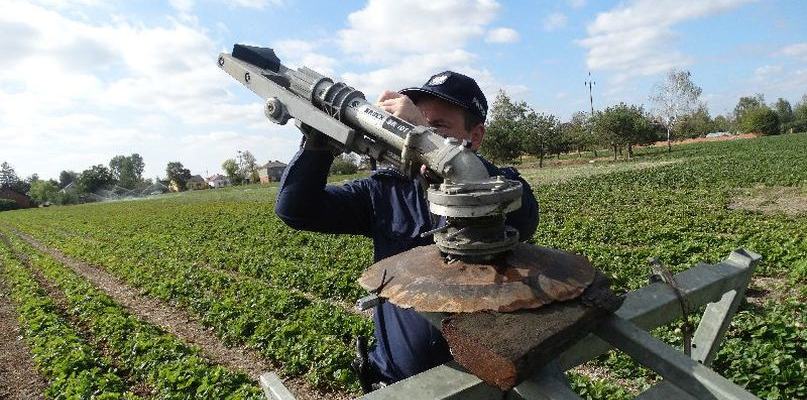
[506,174,539,242]
[274,148,373,236]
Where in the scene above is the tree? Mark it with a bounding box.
[674,106,714,139]
[521,110,560,168]
[480,90,526,163]
[733,94,765,122]
[740,106,779,135]
[222,158,243,185]
[0,162,29,194]
[109,153,145,189]
[76,165,114,193]
[239,150,259,183]
[712,114,732,133]
[0,162,19,189]
[165,161,191,191]
[29,179,60,205]
[772,98,794,126]
[330,153,359,175]
[59,170,77,189]
[564,111,597,156]
[788,94,807,133]
[594,103,654,160]
[649,69,703,152]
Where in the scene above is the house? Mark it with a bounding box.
[186,175,208,190]
[258,160,287,183]
[206,174,230,188]
[0,187,33,208]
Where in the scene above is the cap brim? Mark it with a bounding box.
[399,87,472,114]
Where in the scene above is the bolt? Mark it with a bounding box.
[265,98,283,119]
[244,72,251,83]
[218,56,225,67]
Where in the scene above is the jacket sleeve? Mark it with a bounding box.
[274,148,373,236]
[506,172,539,242]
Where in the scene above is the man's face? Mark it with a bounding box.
[416,97,485,151]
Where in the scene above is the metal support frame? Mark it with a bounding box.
[262,249,761,400]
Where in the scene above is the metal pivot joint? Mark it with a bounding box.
[427,176,522,258]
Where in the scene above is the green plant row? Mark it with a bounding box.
[1,229,264,400]
[1,133,805,396]
[0,236,142,400]
[10,196,373,303]
[530,135,807,398]
[534,134,807,291]
[6,220,373,392]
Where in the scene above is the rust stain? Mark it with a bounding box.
[358,243,597,313]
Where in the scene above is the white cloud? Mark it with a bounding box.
[338,0,500,63]
[486,28,519,43]
[21,0,104,9]
[169,0,195,12]
[780,42,807,62]
[567,0,587,8]
[754,65,783,78]
[342,50,479,98]
[168,0,283,12]
[543,13,568,32]
[0,2,292,179]
[271,39,339,76]
[578,0,761,80]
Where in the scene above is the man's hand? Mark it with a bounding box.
[378,91,440,183]
[376,91,428,126]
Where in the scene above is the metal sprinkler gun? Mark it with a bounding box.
[218,44,522,260]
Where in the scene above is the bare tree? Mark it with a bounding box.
[649,69,703,152]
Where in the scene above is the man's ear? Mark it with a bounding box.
[470,124,485,151]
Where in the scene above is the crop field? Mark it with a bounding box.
[1,133,806,399]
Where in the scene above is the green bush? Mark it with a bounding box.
[0,198,20,211]
[330,154,359,175]
[740,107,780,135]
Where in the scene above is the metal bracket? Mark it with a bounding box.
[261,249,762,400]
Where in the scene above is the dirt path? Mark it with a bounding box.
[13,230,344,400]
[0,273,48,400]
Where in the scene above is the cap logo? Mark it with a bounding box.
[427,74,449,86]
[472,97,485,117]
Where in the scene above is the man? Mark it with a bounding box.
[275,71,539,387]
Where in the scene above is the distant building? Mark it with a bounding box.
[258,160,287,183]
[0,187,33,208]
[186,175,208,190]
[206,174,230,188]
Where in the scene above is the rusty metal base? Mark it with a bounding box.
[358,243,597,313]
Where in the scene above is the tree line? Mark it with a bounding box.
[0,150,267,208]
[480,69,807,165]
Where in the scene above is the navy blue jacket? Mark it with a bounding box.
[275,148,539,382]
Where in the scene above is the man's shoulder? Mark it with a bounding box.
[369,167,409,181]
[477,156,522,180]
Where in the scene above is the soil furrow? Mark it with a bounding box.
[13,229,337,400]
[1,231,154,398]
[0,277,48,400]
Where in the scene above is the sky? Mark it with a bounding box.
[2,0,805,181]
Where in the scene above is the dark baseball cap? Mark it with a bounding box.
[399,71,488,122]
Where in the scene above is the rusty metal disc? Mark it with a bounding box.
[358,243,597,313]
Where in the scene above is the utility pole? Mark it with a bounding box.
[585,72,597,157]
[585,71,595,119]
